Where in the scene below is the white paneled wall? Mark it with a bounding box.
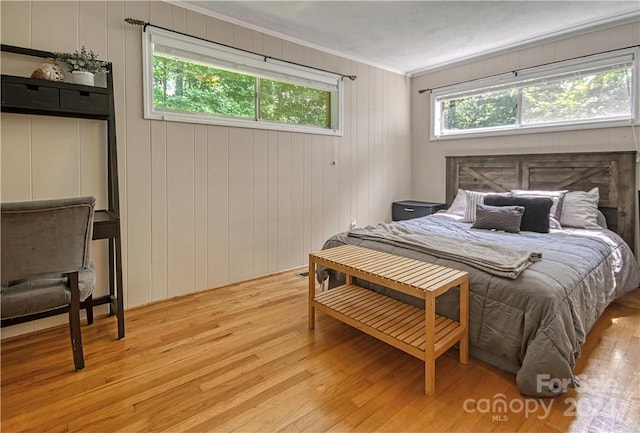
[0,1,411,336]
[411,21,640,204]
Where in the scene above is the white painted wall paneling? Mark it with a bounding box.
[0,0,412,337]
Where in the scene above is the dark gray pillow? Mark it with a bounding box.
[484,195,553,233]
[471,204,524,233]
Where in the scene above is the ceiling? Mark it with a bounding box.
[178,1,640,76]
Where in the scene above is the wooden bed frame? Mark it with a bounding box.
[445,152,636,250]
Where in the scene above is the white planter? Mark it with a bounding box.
[71,71,94,86]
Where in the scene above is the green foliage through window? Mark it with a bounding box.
[260,79,329,128]
[153,54,331,128]
[443,89,516,130]
[521,69,632,125]
[434,54,635,137]
[154,55,255,118]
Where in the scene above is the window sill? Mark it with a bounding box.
[145,110,344,137]
[430,118,638,141]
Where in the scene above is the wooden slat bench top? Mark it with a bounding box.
[310,244,469,298]
[308,244,469,396]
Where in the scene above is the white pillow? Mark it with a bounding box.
[462,190,487,222]
[446,189,467,216]
[560,187,600,229]
[595,210,608,229]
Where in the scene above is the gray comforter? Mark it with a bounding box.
[319,214,640,397]
[349,223,541,278]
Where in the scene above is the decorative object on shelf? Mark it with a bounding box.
[70,71,94,86]
[30,58,65,81]
[55,46,109,86]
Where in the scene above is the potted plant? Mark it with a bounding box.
[55,46,108,86]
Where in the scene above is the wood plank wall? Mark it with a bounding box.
[0,1,412,337]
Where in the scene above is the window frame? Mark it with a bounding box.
[430,47,639,140]
[142,26,344,136]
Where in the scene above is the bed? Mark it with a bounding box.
[318,151,640,397]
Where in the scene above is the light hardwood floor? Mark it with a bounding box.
[1,270,638,432]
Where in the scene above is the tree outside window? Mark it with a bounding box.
[153,54,331,129]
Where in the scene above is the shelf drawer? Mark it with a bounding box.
[2,82,59,110]
[60,89,109,115]
[93,210,119,240]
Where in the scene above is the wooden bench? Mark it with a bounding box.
[308,244,469,395]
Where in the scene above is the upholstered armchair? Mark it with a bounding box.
[1,196,96,370]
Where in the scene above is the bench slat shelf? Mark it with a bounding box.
[309,244,469,395]
[314,284,461,360]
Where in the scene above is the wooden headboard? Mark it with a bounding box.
[445,152,636,249]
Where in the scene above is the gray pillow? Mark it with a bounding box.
[483,195,553,233]
[511,189,567,221]
[472,204,524,233]
[462,190,511,222]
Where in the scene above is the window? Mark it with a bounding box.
[431,48,639,139]
[143,27,344,135]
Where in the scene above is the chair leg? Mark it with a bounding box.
[68,272,85,371]
[84,294,94,325]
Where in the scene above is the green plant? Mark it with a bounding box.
[55,46,108,74]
